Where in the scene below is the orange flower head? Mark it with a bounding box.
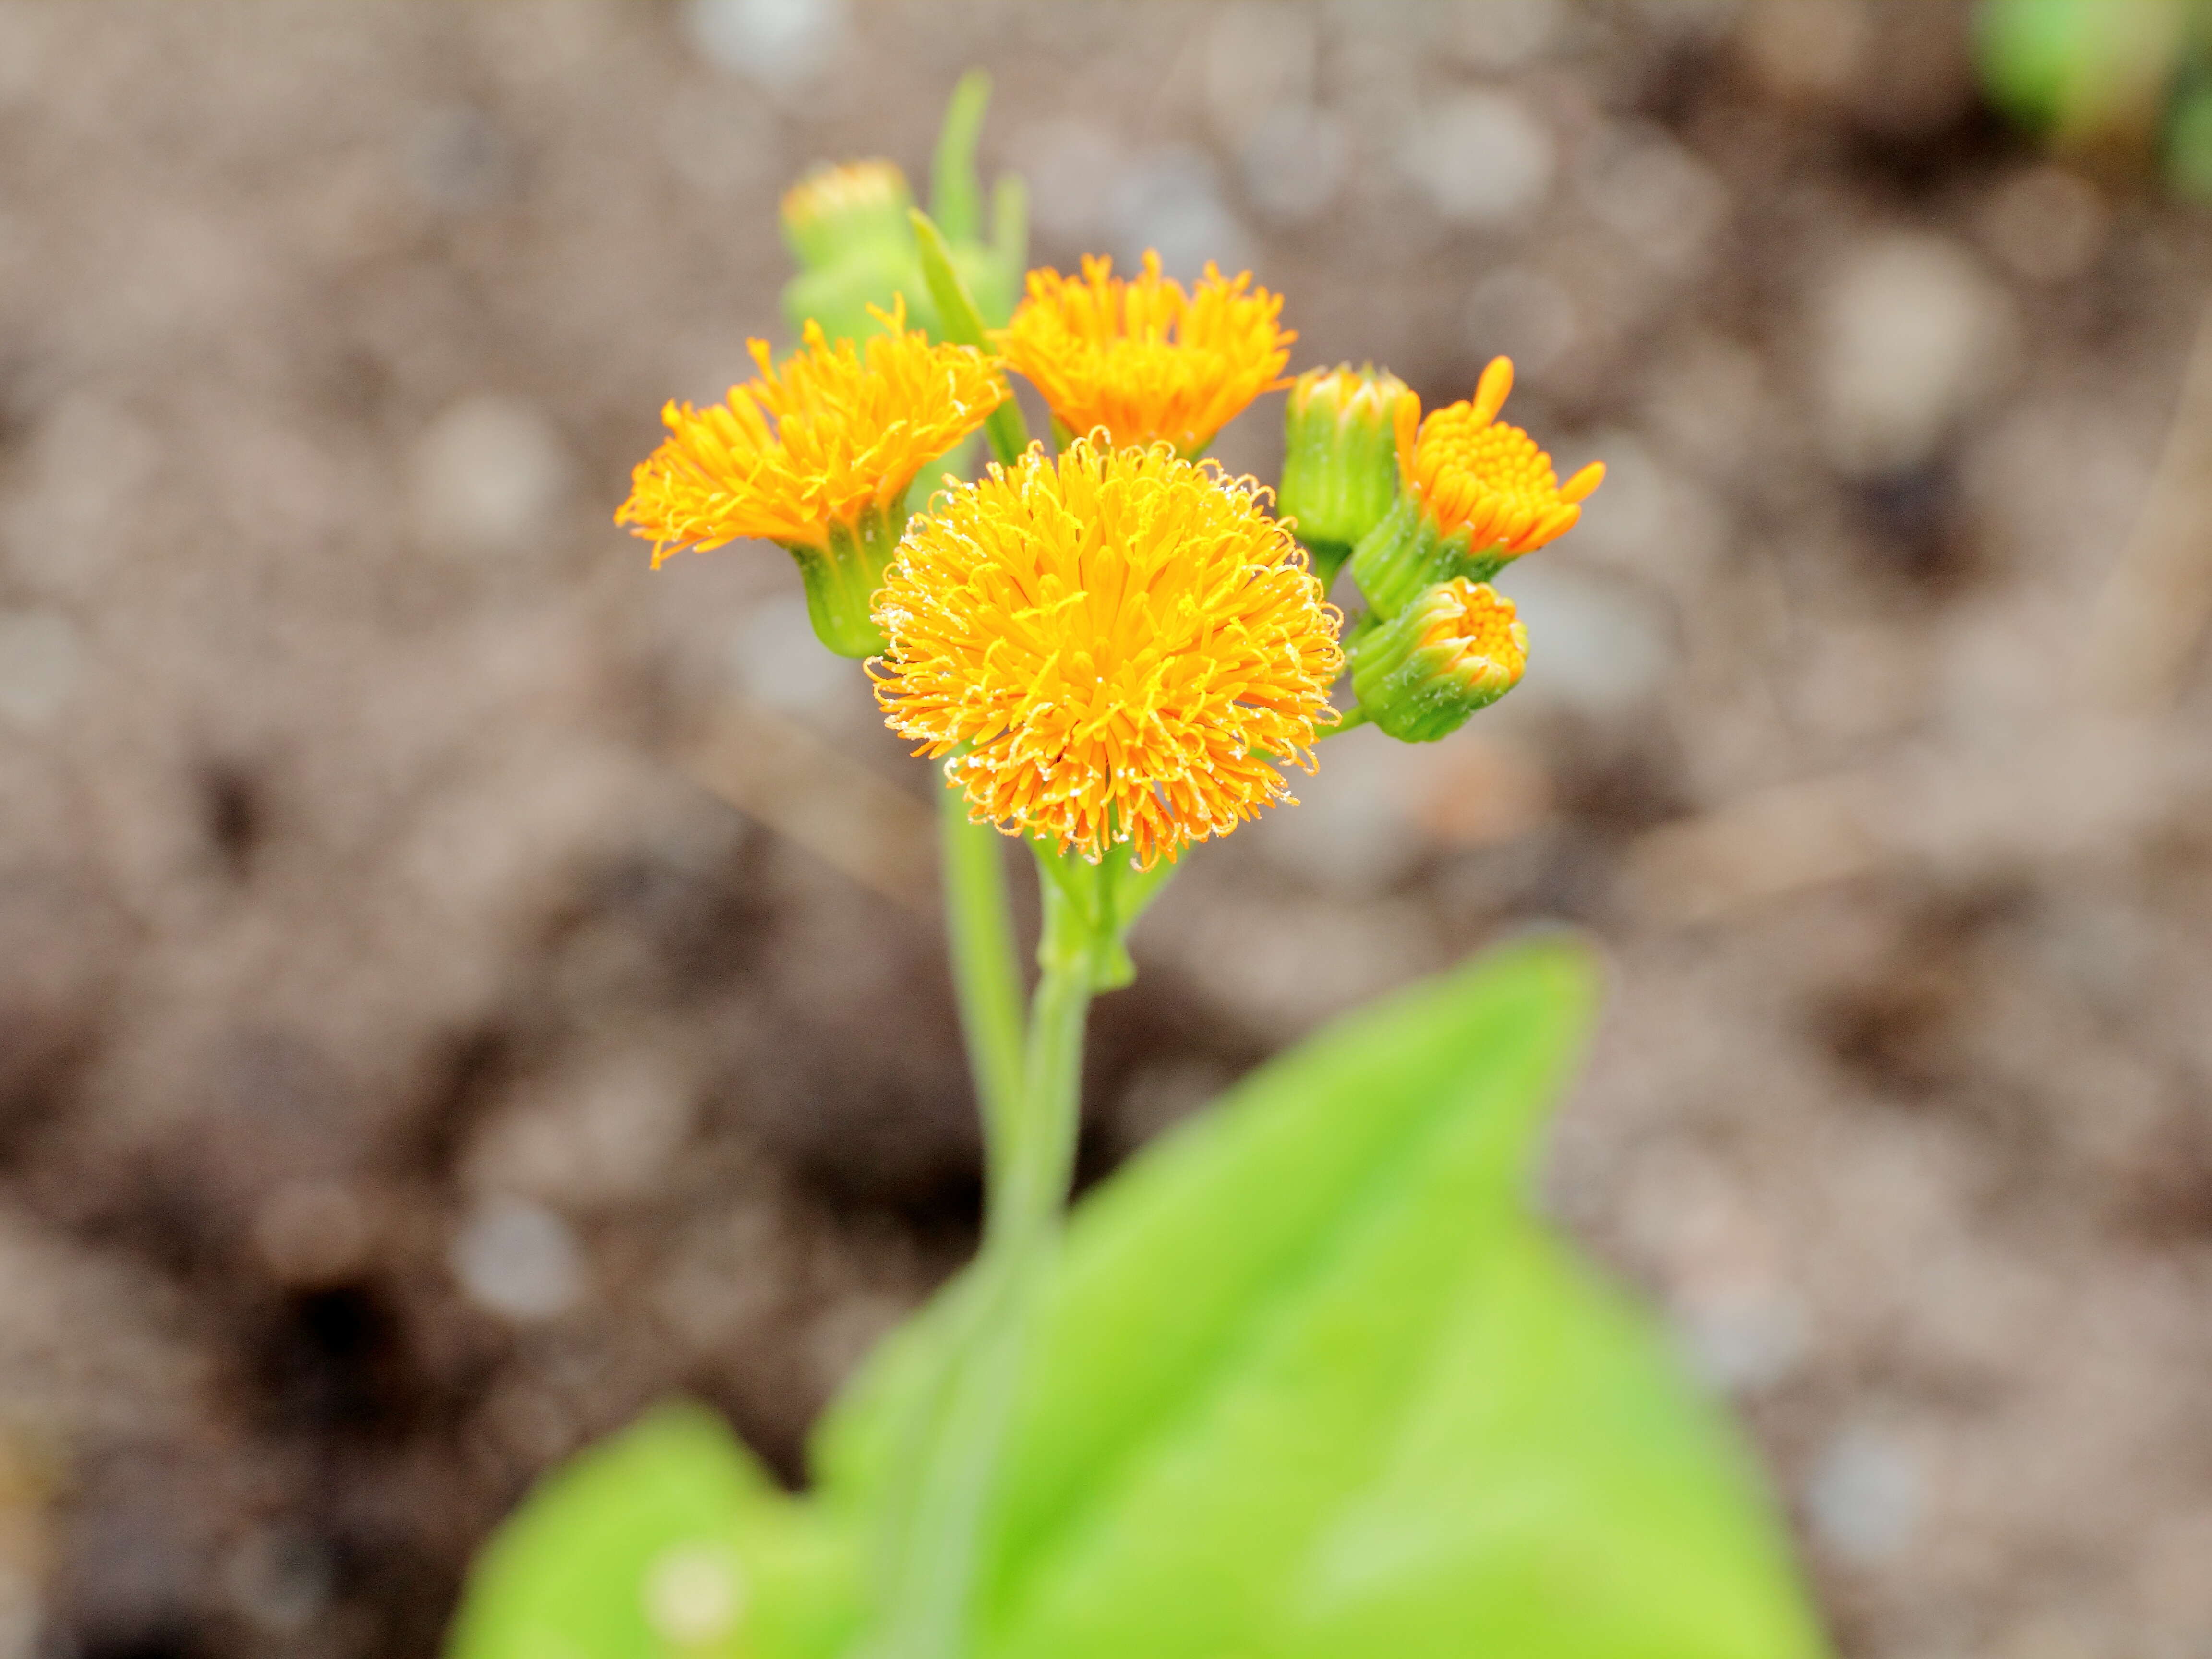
[616,298,1005,565]
[1401,357,1605,559]
[997,252,1294,454]
[871,435,1343,867]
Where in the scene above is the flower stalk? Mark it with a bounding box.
[864,843,1133,1659]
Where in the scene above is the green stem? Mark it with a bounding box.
[939,789,1025,1159]
[1322,701,1371,737]
[868,870,1096,1659]
[996,882,1093,1242]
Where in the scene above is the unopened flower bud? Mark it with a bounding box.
[780,160,1024,350]
[1347,577,1527,742]
[1277,364,1416,583]
[781,160,914,272]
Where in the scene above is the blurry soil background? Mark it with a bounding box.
[4,2,2212,1656]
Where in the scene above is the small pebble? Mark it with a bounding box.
[1402,92,1556,227]
[1464,266,1578,377]
[1806,1423,1923,1564]
[409,395,570,560]
[1115,145,1252,280]
[683,0,847,84]
[1241,106,1350,224]
[1444,0,1563,70]
[1017,120,1127,245]
[450,1197,585,1322]
[1980,166,2109,285]
[0,611,80,731]
[1815,232,2015,476]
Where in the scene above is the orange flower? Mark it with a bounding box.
[1399,357,1604,558]
[996,252,1293,453]
[616,299,1003,564]
[872,436,1342,867]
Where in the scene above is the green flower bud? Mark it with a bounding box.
[1277,363,1416,584]
[781,160,914,273]
[1347,577,1528,742]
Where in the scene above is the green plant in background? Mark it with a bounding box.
[1977,0,2212,199]
[447,73,1828,1659]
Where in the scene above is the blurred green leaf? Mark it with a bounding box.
[818,937,1827,1659]
[445,1400,861,1659]
[452,941,1823,1659]
[931,70,992,246]
[783,251,936,352]
[2168,80,2212,196]
[1977,0,2191,139]
[990,174,1029,284]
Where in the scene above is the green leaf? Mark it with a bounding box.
[818,937,1827,1659]
[452,939,1823,1659]
[911,209,1030,467]
[930,70,992,246]
[781,251,934,350]
[1974,0,2191,136]
[2169,80,2212,198]
[445,1399,862,1659]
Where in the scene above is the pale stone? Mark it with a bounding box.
[408,394,571,560]
[0,611,80,730]
[683,0,847,85]
[450,1197,585,1322]
[1807,1423,1923,1564]
[1814,232,2016,476]
[1402,92,1555,227]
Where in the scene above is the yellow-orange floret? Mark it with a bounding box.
[996,252,1293,453]
[1399,357,1605,558]
[871,435,1343,867]
[616,300,1004,563]
[1419,580,1528,695]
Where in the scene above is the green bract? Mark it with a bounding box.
[1346,494,1499,622]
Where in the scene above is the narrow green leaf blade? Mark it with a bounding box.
[929,70,991,244]
[910,208,1029,467]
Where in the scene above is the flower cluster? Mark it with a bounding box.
[618,229,1600,858]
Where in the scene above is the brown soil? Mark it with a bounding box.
[2,4,2210,1656]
